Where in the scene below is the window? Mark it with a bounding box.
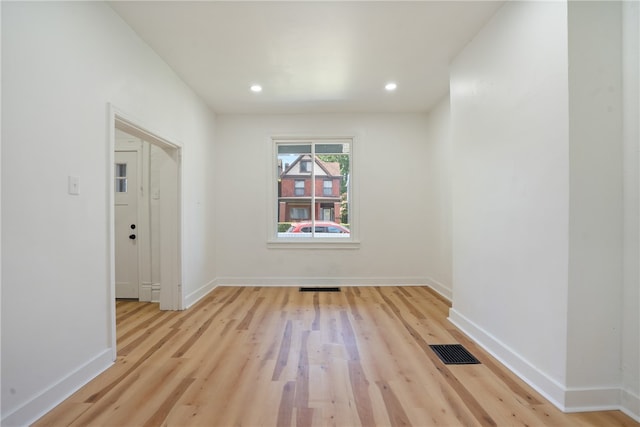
[273,138,354,244]
[323,180,332,196]
[290,207,309,220]
[327,226,344,233]
[115,163,127,193]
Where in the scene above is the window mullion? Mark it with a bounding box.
[310,142,316,238]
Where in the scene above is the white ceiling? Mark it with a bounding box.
[109,1,504,114]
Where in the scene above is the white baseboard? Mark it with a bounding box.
[621,387,640,422]
[151,283,160,303]
[449,308,640,421]
[424,276,452,301]
[564,386,626,413]
[139,282,152,302]
[215,276,429,286]
[563,387,639,421]
[184,279,218,308]
[448,308,567,408]
[1,349,113,427]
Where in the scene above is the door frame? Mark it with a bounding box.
[107,104,183,358]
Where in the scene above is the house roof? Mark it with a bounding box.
[282,155,342,178]
[320,159,341,177]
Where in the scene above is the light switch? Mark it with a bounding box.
[68,176,80,195]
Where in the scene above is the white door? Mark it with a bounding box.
[115,151,139,299]
[322,208,332,221]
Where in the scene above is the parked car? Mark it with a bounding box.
[287,221,350,234]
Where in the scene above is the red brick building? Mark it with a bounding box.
[278,155,343,223]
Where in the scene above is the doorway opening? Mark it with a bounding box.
[108,106,182,357]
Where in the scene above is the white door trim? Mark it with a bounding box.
[107,104,183,359]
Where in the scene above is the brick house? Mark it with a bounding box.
[278,154,343,223]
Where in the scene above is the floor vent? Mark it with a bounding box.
[429,344,480,365]
[299,287,341,292]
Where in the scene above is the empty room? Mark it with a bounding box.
[1,1,639,426]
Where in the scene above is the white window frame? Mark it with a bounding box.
[268,136,359,249]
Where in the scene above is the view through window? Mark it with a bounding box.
[276,140,351,239]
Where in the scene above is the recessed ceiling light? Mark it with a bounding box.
[250,84,262,93]
[385,82,397,91]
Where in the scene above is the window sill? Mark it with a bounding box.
[267,239,360,249]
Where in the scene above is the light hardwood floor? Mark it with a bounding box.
[34,286,638,426]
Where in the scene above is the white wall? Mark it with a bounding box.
[566,0,624,407]
[423,97,452,298]
[214,113,431,285]
[1,2,216,425]
[449,0,571,404]
[622,0,640,416]
[448,0,638,420]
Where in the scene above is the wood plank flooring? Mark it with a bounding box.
[33,286,638,426]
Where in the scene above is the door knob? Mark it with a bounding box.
[130,224,136,230]
[129,234,136,240]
